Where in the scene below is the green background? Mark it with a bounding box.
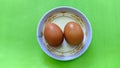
[0,0,120,68]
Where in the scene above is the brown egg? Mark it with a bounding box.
[64,22,84,45]
[44,23,63,47]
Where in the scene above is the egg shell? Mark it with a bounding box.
[64,22,84,45]
[44,23,64,47]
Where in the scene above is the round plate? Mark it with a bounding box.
[37,6,92,61]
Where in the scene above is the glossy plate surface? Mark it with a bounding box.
[37,6,92,61]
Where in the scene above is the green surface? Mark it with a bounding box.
[0,0,120,68]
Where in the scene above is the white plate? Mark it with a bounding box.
[37,6,92,61]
